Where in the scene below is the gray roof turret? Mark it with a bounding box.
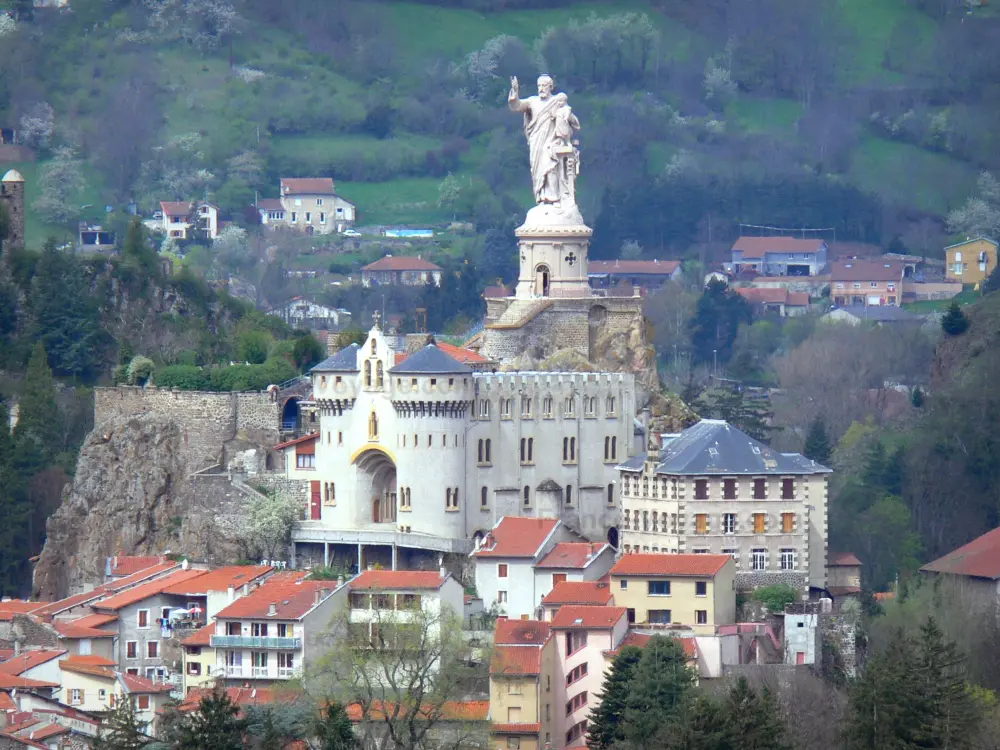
[310,343,360,373]
[389,344,472,375]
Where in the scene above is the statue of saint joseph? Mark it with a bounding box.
[508,75,581,208]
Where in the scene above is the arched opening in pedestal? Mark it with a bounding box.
[535,264,551,296]
[354,448,397,525]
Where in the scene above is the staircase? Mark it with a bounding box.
[488,299,553,330]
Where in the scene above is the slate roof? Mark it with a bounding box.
[652,419,831,476]
[921,527,1000,580]
[388,344,472,375]
[611,553,731,577]
[311,343,360,372]
[829,305,918,323]
[587,259,681,276]
[830,259,905,282]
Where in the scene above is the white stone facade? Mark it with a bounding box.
[287,325,636,569]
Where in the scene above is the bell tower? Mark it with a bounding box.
[1,169,25,251]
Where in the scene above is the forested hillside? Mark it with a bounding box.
[0,0,997,255]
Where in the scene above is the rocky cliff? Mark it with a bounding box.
[33,414,247,600]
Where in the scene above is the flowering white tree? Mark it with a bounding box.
[212,224,250,271]
[455,34,528,102]
[947,172,1000,240]
[223,489,301,562]
[145,0,240,49]
[704,59,737,105]
[0,13,17,39]
[19,102,55,150]
[34,146,85,227]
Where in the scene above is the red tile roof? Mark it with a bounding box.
[67,613,117,628]
[735,286,810,306]
[109,556,165,578]
[57,661,115,680]
[473,518,561,559]
[0,674,59,689]
[550,605,627,630]
[175,686,295,713]
[491,646,543,676]
[0,650,67,675]
[274,433,319,451]
[491,723,541,734]
[605,632,697,659]
[535,543,609,569]
[732,236,827,259]
[34,563,182,619]
[53,614,118,639]
[23,723,68,741]
[344,700,489,722]
[361,255,442,272]
[495,619,551,646]
[588,259,681,275]
[610,554,732,577]
[830,259,905,283]
[62,655,117,667]
[105,562,181,592]
[182,625,214,647]
[256,198,284,211]
[921,527,1000,580]
[349,570,447,591]
[434,341,489,365]
[0,691,16,711]
[0,730,48,749]
[162,566,272,596]
[0,601,47,621]
[829,552,863,567]
[483,285,509,299]
[92,569,207,611]
[159,201,192,216]
[541,581,613,606]
[214,572,333,620]
[281,177,336,195]
[120,672,172,694]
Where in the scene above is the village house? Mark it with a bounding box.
[152,201,220,241]
[821,305,921,326]
[347,569,465,646]
[360,255,443,287]
[587,259,682,292]
[945,237,997,285]
[489,619,555,750]
[57,657,172,736]
[920,527,1000,615]
[826,552,863,600]
[272,297,351,330]
[180,625,215,695]
[734,286,810,317]
[830,259,907,307]
[539,580,615,622]
[617,420,831,593]
[608,554,736,634]
[731,237,829,276]
[209,572,347,684]
[257,177,356,234]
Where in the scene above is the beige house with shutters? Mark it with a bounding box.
[257,177,356,234]
[618,420,831,592]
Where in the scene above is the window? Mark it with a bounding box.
[781,478,794,499]
[780,549,795,570]
[498,563,509,579]
[562,436,577,463]
[566,691,588,715]
[753,478,767,499]
[126,668,139,676]
[316,198,324,206]
[320,212,326,224]
[695,581,707,597]
[481,486,489,508]
[565,485,573,506]
[696,610,708,625]
[695,513,708,534]
[520,437,534,464]
[477,438,492,465]
[297,453,315,469]
[446,487,459,510]
[648,609,671,624]
[523,486,530,507]
[278,652,295,676]
[607,395,616,415]
[126,641,138,659]
[187,662,202,676]
[543,396,554,417]
[479,399,490,418]
[565,397,575,417]
[723,478,737,499]
[507,737,521,750]
[497,591,508,604]
[955,251,964,263]
[99,688,108,700]
[567,663,588,685]
[753,513,766,534]
[252,622,269,637]
[782,512,795,533]
[500,399,512,418]
[226,622,241,636]
[566,631,588,656]
[723,513,736,534]
[694,479,709,499]
[648,580,671,596]
[137,610,149,629]
[305,212,312,223]
[620,579,628,590]
[147,641,159,658]
[723,548,738,566]
[566,721,588,745]
[291,211,298,222]
[161,607,171,620]
[70,689,83,705]
[521,396,532,417]
[136,695,150,711]
[324,482,336,506]
[368,411,379,440]
[752,548,766,571]
[642,511,649,531]
[376,361,384,388]
[277,623,288,637]
[607,483,615,506]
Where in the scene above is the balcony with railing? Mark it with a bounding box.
[210,635,302,649]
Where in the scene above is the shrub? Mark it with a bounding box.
[155,365,210,390]
[940,301,970,336]
[126,355,155,385]
[753,583,800,613]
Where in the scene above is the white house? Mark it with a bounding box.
[152,201,220,241]
[472,517,587,619]
[257,177,356,234]
[347,569,465,644]
[273,297,351,330]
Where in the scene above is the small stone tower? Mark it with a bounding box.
[1,169,25,250]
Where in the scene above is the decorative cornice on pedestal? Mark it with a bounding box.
[515,224,593,238]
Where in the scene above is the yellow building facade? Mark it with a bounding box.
[489,620,555,750]
[946,237,997,285]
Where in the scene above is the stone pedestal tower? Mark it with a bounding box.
[513,203,593,300]
[1,169,25,251]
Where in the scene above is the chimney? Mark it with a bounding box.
[243,584,249,596]
[227,585,235,603]
[268,602,278,617]
[336,576,345,588]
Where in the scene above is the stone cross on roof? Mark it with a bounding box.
[372,310,382,329]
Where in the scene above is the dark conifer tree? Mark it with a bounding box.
[803,416,832,464]
[588,645,643,749]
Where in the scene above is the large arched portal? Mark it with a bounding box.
[354,448,397,525]
[281,398,300,431]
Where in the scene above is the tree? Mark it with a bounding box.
[172,688,248,750]
[292,333,325,372]
[588,645,643,749]
[0,401,28,596]
[803,416,832,464]
[235,330,273,365]
[622,636,696,746]
[33,146,85,227]
[753,584,799,613]
[855,496,922,592]
[694,387,773,443]
[13,342,63,477]
[719,677,790,750]
[222,489,300,561]
[311,594,487,750]
[947,171,1000,240]
[122,217,159,275]
[688,279,752,368]
[314,701,357,750]
[914,617,981,748]
[93,695,148,750]
[941,301,970,336]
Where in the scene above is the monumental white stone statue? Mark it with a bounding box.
[508,75,581,211]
